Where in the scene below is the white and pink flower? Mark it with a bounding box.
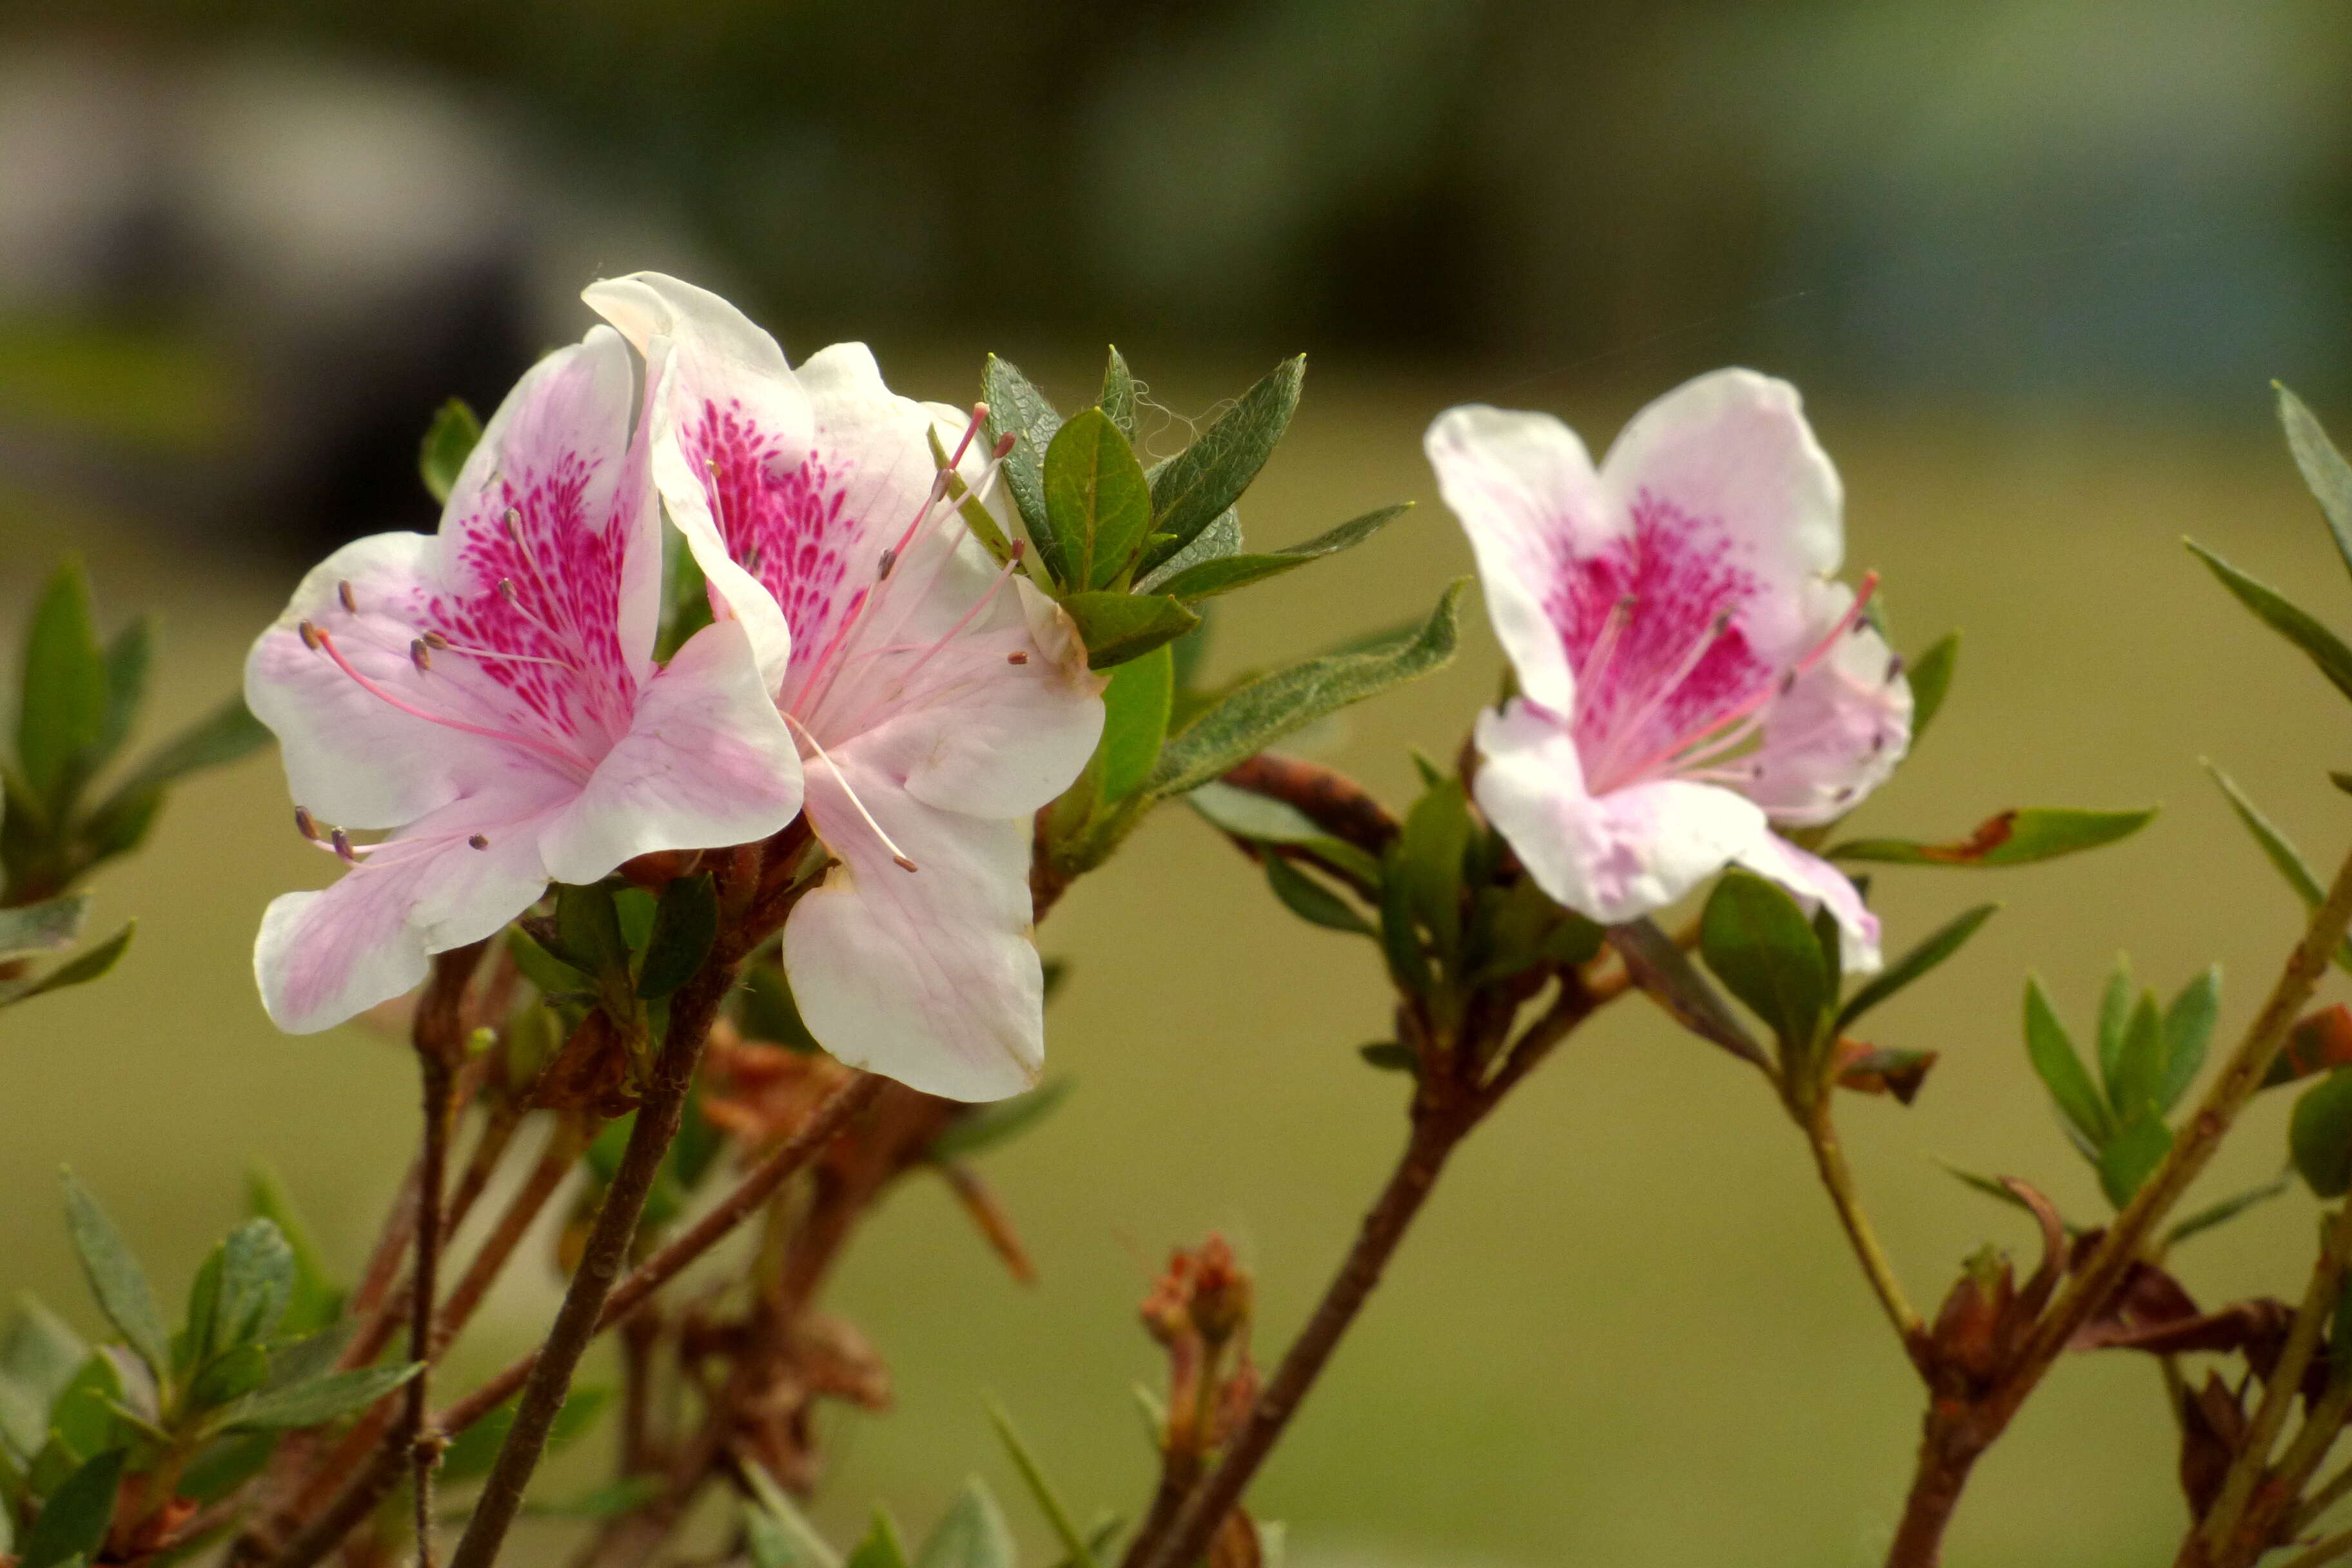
[248,321,803,1033]
[1426,369,1910,970]
[587,275,1106,1102]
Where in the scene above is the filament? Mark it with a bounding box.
[783,712,918,873]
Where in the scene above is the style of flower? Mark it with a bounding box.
[586,274,1106,1102]
[1425,369,1910,970]
[247,321,803,1033]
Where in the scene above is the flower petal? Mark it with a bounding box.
[783,727,1043,1102]
[585,272,812,694]
[537,618,804,887]
[1472,698,1766,925]
[1424,406,1605,715]
[1596,368,1843,667]
[1743,582,1914,826]
[1731,831,1882,973]
[255,795,562,1034]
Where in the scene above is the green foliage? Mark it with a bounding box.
[2206,761,2352,974]
[15,559,109,815]
[1097,348,1137,438]
[1699,872,1832,1066]
[418,397,483,506]
[2293,1068,2352,1197]
[1044,409,1155,591]
[1262,853,1376,936]
[1184,783,1380,889]
[1832,807,2155,867]
[18,1447,121,1568]
[847,1512,912,1568]
[223,1364,419,1431]
[2024,978,2113,1155]
[743,1456,842,1568]
[1138,356,1305,575]
[244,1168,344,1338]
[981,356,1070,589]
[636,873,719,999]
[986,1400,1102,1568]
[1097,648,1173,803]
[2164,1171,2292,1251]
[59,1171,170,1385]
[2188,538,2352,703]
[1906,631,1960,744]
[1147,505,1410,603]
[2017,963,2219,1207]
[912,1480,1018,1568]
[0,923,133,1010]
[2097,1110,2173,1209]
[929,1080,1075,1164]
[1607,919,1768,1068]
[1835,903,1997,1031]
[1060,593,1199,672]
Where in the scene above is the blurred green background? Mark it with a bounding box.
[8,3,2352,1564]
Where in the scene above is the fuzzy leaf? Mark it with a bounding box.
[0,894,89,961]
[224,1363,418,1431]
[1097,349,1137,438]
[2,923,134,1008]
[1098,647,1173,803]
[1184,782,1380,889]
[58,1170,170,1383]
[1059,593,1200,672]
[1150,505,1409,602]
[1700,870,1829,1053]
[1138,357,1305,571]
[1134,511,1242,593]
[19,1447,121,1568]
[982,357,1070,588]
[1044,409,1153,589]
[913,1481,1017,1568]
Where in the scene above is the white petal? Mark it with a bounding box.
[784,727,1043,1102]
[1596,368,1843,667]
[538,618,804,886]
[1744,583,1914,826]
[1424,406,1604,715]
[1473,699,1766,925]
[1732,832,1882,973]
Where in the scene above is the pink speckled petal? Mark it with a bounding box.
[1742,581,1914,827]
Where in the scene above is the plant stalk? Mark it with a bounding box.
[406,946,478,1568]
[1803,1101,1925,1356]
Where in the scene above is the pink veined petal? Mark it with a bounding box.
[783,726,1044,1102]
[1741,581,1914,826]
[1595,368,1843,671]
[584,273,810,694]
[538,618,805,887]
[255,792,564,1034]
[1731,832,1883,974]
[1471,699,1768,926]
[1424,406,1605,716]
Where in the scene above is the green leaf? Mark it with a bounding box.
[180,1246,224,1373]
[929,1079,1074,1163]
[1831,808,2155,867]
[2094,957,2133,1096]
[1139,356,1305,573]
[1135,511,1242,594]
[2277,384,2352,582]
[1907,632,1959,743]
[223,1362,418,1431]
[1376,856,1433,997]
[2188,538,2352,703]
[79,697,273,863]
[1097,349,1137,439]
[982,357,1070,589]
[986,1399,1099,1568]
[262,1326,351,1395]
[1043,410,1153,590]
[57,1170,169,1384]
[1183,782,1381,890]
[913,1481,1017,1568]
[245,1168,343,1338]
[95,616,154,774]
[2160,966,2222,1113]
[0,1296,86,1419]
[1098,647,1173,803]
[15,560,108,812]
[213,1219,294,1351]
[742,1457,841,1568]
[0,894,89,960]
[2205,761,2352,973]
[1149,505,1409,603]
[186,1344,271,1412]
[18,1447,121,1568]
[1398,780,1471,954]
[1059,593,1200,672]
[847,1512,911,1568]
[1358,1041,1417,1074]
[507,926,586,997]
[2163,1170,2291,1250]
[636,872,717,1000]
[553,883,629,979]
[1607,919,1769,1067]
[2023,978,2113,1154]
[177,1429,278,1506]
[2,923,134,1008]
[1147,578,1467,797]
[2098,1110,2173,1209]
[2294,1068,2352,1197]
[418,398,482,505]
[44,1353,122,1467]
[2108,992,2168,1122]
[1262,853,1375,936]
[1836,903,1997,1030]
[1699,871,1830,1054]
[1937,1162,2079,1230]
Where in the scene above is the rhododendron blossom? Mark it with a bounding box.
[1427,369,1910,970]
[587,274,1106,1102]
[248,322,803,1032]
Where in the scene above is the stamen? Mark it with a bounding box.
[878,547,897,580]
[416,630,580,674]
[889,542,1024,690]
[742,544,763,576]
[1587,607,1736,786]
[294,807,321,842]
[783,713,918,872]
[422,631,451,650]
[305,627,595,774]
[298,620,322,652]
[495,578,577,652]
[1573,596,1636,716]
[337,581,357,614]
[1008,651,1028,665]
[469,834,490,850]
[411,639,433,673]
[331,828,358,865]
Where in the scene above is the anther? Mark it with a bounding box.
[411,639,433,673]
[502,507,525,540]
[330,828,358,865]
[1885,654,1905,682]
[337,581,357,614]
[468,834,490,850]
[422,630,451,650]
[294,807,321,842]
[497,578,520,603]
[878,547,897,580]
[1007,651,1029,665]
[298,620,322,652]
[992,431,1017,460]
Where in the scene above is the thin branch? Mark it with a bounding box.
[1803,1101,1925,1354]
[2279,1527,2352,1568]
[406,946,478,1567]
[433,1121,586,1354]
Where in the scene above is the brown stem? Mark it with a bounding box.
[1886,1404,1988,1568]
[406,947,476,1567]
[432,1122,586,1354]
[447,954,737,1568]
[2280,1526,2352,1568]
[1219,754,1401,854]
[1126,1101,1478,1568]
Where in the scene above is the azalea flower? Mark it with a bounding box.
[248,322,803,1033]
[586,274,1106,1102]
[1426,369,1910,970]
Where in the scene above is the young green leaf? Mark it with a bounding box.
[1699,870,1829,1054]
[418,398,483,505]
[1059,593,1200,672]
[2293,1068,2352,1197]
[1377,858,1433,997]
[1149,505,1409,603]
[1,923,134,1008]
[913,1481,1017,1568]
[1398,780,1471,953]
[1607,918,1769,1068]
[1834,903,1997,1030]
[2163,1170,2291,1250]
[1098,348,1137,439]
[981,357,1070,588]
[2160,965,2222,1112]
[58,1170,170,1384]
[1906,632,1959,743]
[986,1399,1101,1568]
[1831,807,2155,867]
[1097,646,1173,803]
[2188,538,2352,703]
[1146,578,1467,797]
[186,1344,272,1411]
[223,1362,418,1431]
[2097,1110,2173,1209]
[1044,409,1153,589]
[2095,957,2134,1096]
[0,894,90,961]
[2277,384,2352,583]
[16,560,109,812]
[2107,992,2167,1121]
[636,872,718,1000]
[2023,978,2113,1154]
[17,1447,122,1568]
[95,616,154,773]
[1140,357,1305,573]
[2204,760,2352,973]
[245,1168,343,1338]
[1262,852,1376,936]
[213,1219,295,1351]
[0,1295,87,1420]
[742,1451,843,1568]
[846,1512,912,1568]
[928,1079,1075,1164]
[1133,511,1242,593]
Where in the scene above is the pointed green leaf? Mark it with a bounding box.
[2023,978,2112,1153]
[1097,349,1137,438]
[16,560,108,812]
[245,1168,343,1338]
[419,397,482,505]
[846,1512,911,1568]
[178,1429,279,1506]
[986,1400,1099,1568]
[1398,779,1471,954]
[1184,782,1380,889]
[2095,957,2133,1095]
[3,923,134,1009]
[1099,646,1173,802]
[0,894,89,961]
[2205,761,2352,972]
[95,616,154,774]
[2097,1110,2172,1209]
[1059,593,1199,671]
[2160,966,2222,1113]
[2293,1068,2352,1197]
[1147,578,1465,797]
[928,1079,1074,1164]
[1134,510,1242,593]
[2188,538,2352,703]
[57,1171,168,1383]
[1140,356,1304,572]
[1150,505,1410,602]
[223,1362,418,1431]
[186,1343,271,1411]
[1906,632,1959,743]
[982,357,1070,589]
[1831,807,2155,867]
[1699,870,1829,1053]
[1262,852,1376,936]
[2277,384,2352,582]
[553,883,628,979]
[2108,992,2167,1120]
[1044,409,1153,589]
[636,872,718,1000]
[18,1447,121,1568]
[743,1453,842,1568]
[2164,1170,2291,1250]
[914,1481,1016,1568]
[214,1218,295,1351]
[1836,903,1997,1030]
[1377,854,1432,996]
[1608,918,1768,1068]
[0,1295,86,1418]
